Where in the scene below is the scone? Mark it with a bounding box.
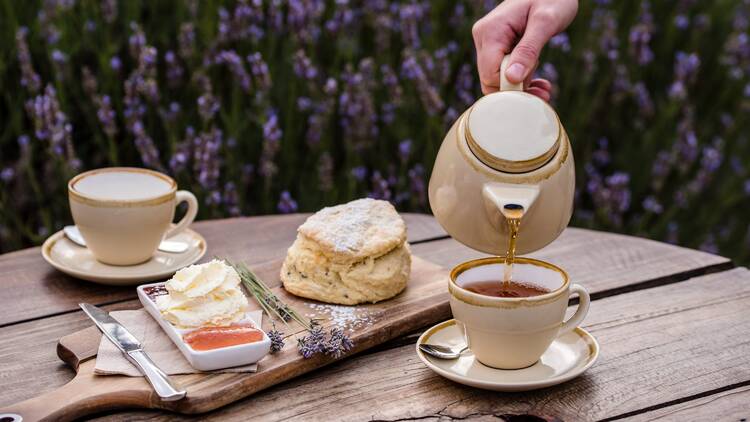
[281,198,411,305]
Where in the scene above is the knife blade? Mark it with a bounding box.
[79,303,186,401]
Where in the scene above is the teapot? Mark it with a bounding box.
[428,57,575,255]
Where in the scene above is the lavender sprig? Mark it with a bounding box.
[227,260,354,359]
[268,328,286,353]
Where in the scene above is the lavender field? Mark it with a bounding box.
[0,0,749,261]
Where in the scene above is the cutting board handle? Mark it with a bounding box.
[0,360,152,422]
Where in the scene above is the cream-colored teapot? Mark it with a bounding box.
[428,57,575,255]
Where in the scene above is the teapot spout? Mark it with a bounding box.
[481,182,541,221]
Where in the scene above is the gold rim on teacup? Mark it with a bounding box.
[68,167,178,207]
[449,256,570,307]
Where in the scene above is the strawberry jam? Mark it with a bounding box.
[183,324,264,351]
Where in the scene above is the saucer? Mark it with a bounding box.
[41,228,206,285]
[416,319,599,392]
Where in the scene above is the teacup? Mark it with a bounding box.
[68,167,198,266]
[449,257,590,369]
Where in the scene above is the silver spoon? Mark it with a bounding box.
[419,343,468,359]
[63,225,189,254]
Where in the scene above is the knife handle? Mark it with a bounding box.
[126,350,186,401]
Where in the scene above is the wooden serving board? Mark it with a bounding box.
[1,256,450,421]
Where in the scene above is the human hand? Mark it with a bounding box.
[472,0,578,100]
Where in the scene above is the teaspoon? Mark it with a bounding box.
[419,343,468,359]
[63,225,189,254]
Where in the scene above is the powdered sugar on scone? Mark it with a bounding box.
[297,198,406,264]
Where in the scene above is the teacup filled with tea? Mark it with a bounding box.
[449,256,590,369]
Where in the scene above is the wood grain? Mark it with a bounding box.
[0,257,452,420]
[627,385,750,421]
[0,226,733,412]
[412,227,731,296]
[0,213,445,326]
[83,267,750,421]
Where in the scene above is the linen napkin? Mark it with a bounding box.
[94,309,263,376]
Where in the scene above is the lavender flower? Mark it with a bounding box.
[325,327,354,358]
[642,196,663,214]
[164,50,184,86]
[268,329,285,353]
[193,128,222,191]
[669,52,700,100]
[351,166,367,181]
[398,139,412,163]
[110,56,122,72]
[25,85,80,170]
[401,53,444,116]
[223,182,241,216]
[629,1,654,65]
[550,33,571,52]
[277,191,298,214]
[293,49,318,80]
[368,171,392,201]
[15,28,41,93]
[259,111,282,178]
[178,23,196,58]
[214,50,251,92]
[298,324,327,358]
[0,167,15,183]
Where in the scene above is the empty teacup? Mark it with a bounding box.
[449,257,590,369]
[68,167,198,266]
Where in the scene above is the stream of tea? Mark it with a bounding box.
[501,204,525,284]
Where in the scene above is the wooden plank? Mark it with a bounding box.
[0,257,453,419]
[627,385,750,421]
[0,213,445,326]
[81,267,750,421]
[0,231,731,411]
[412,227,731,296]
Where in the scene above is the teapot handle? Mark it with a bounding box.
[499,56,523,92]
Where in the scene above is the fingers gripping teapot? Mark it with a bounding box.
[428,57,575,255]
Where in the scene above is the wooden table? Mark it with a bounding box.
[1,213,747,421]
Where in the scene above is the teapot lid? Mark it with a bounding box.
[465,73,561,173]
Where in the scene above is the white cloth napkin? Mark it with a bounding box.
[94,309,262,376]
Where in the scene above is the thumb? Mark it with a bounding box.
[505,18,555,84]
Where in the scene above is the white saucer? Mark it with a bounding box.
[41,228,206,285]
[416,319,599,392]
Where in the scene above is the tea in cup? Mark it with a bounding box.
[449,257,589,369]
[68,167,198,266]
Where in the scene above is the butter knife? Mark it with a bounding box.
[79,303,186,401]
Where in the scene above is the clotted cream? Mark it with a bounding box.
[156,259,248,328]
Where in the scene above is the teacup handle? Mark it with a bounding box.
[560,283,590,334]
[166,190,198,239]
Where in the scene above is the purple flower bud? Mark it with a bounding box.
[674,14,689,29]
[642,196,663,214]
[277,191,298,214]
[1,167,15,183]
[550,33,571,52]
[110,56,122,71]
[398,139,412,162]
[351,166,367,181]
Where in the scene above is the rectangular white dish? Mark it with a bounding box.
[137,282,271,371]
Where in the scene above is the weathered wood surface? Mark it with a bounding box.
[0,214,746,421]
[0,213,445,326]
[1,257,453,420]
[83,268,750,421]
[629,385,750,421]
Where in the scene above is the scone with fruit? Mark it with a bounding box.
[281,198,411,305]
